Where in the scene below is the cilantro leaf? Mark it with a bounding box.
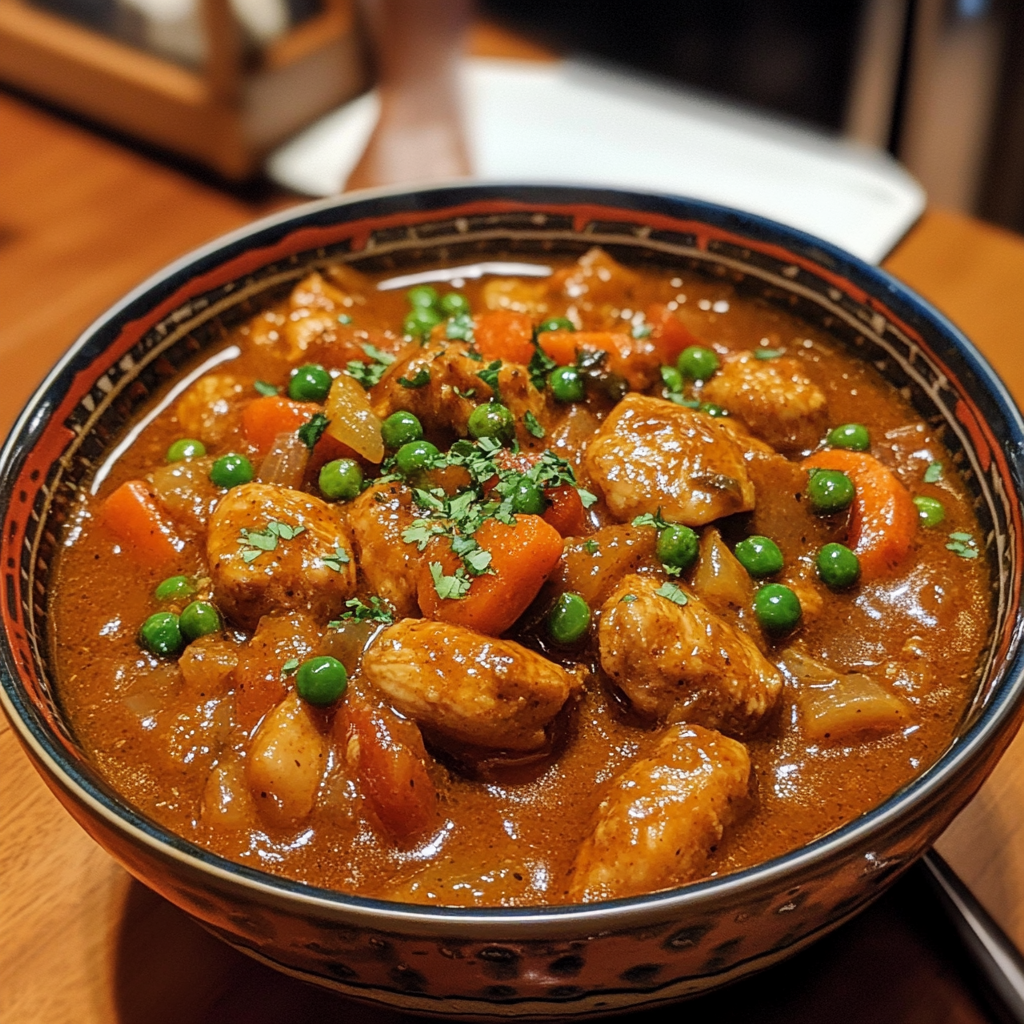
[583,539,599,554]
[429,561,472,600]
[619,593,638,604]
[337,313,352,325]
[754,348,784,360]
[238,519,305,564]
[254,379,279,396]
[330,596,394,625]
[297,412,330,450]
[946,531,979,559]
[476,359,503,396]
[924,461,944,483]
[523,411,546,438]
[446,313,475,342]
[453,386,477,399]
[654,581,688,605]
[323,546,351,572]
[631,322,652,339]
[281,657,300,676]
[632,509,670,530]
[398,368,431,389]
[346,343,396,389]
[528,346,557,390]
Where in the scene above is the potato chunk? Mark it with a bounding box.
[360,619,581,751]
[701,352,829,452]
[207,483,356,631]
[569,724,750,902]
[599,574,782,735]
[584,394,755,525]
[247,691,328,826]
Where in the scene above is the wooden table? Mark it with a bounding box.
[2,74,1023,1023]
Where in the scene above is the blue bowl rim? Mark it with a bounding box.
[2,181,1023,933]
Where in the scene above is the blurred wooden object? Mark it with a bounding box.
[0,0,366,178]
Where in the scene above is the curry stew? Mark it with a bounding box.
[51,249,991,906]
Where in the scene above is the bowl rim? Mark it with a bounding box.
[3,181,1023,933]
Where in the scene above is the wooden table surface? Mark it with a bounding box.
[2,67,1024,1024]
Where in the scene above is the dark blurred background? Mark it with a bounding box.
[480,0,1024,234]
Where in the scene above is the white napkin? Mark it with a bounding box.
[266,57,925,265]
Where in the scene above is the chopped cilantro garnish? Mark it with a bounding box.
[446,313,475,342]
[583,539,600,555]
[523,411,546,438]
[398,368,431,389]
[297,412,331,449]
[337,313,352,325]
[924,461,944,483]
[453,386,477,400]
[347,342,395,389]
[754,348,784,360]
[946,531,979,559]
[254,379,279,396]
[667,393,701,408]
[323,546,351,572]
[238,520,305,563]
[281,657,300,676]
[330,596,394,625]
[631,322,652,339]
[654,581,688,605]
[476,359,503,396]
[528,346,557,390]
[575,348,608,372]
[429,561,472,600]
[619,593,638,604]
[632,509,671,530]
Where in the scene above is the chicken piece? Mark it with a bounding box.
[360,618,582,752]
[551,247,641,308]
[289,270,353,314]
[207,483,357,631]
[345,481,422,618]
[175,373,246,446]
[569,724,750,902]
[373,340,545,444]
[701,352,829,452]
[584,394,756,526]
[599,574,782,735]
[482,277,551,316]
[247,690,328,827]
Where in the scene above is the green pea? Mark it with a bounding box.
[154,575,194,602]
[467,402,515,444]
[700,402,729,418]
[209,453,253,489]
[753,584,802,634]
[826,423,870,451]
[807,469,854,513]
[548,366,586,403]
[179,600,221,642]
[396,440,440,476]
[816,543,860,589]
[139,611,183,657]
[381,410,424,449]
[166,438,206,462]
[407,285,440,310]
[913,495,946,527]
[295,655,348,705]
[441,292,470,316]
[288,363,332,402]
[677,345,719,381]
[319,458,363,501]
[548,592,591,644]
[660,365,684,393]
[510,478,545,515]
[403,306,443,338]
[537,317,575,333]
[656,524,699,572]
[734,535,784,577]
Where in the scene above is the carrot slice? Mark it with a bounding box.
[417,514,564,635]
[100,479,184,570]
[473,310,535,364]
[803,449,918,579]
[542,484,587,538]
[337,699,437,843]
[241,395,321,456]
[646,303,704,362]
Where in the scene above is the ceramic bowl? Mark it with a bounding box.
[2,185,1023,1019]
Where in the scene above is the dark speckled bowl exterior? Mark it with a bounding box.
[2,185,1023,1018]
